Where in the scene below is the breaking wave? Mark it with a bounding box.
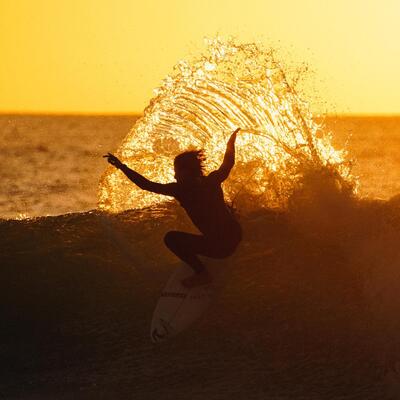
[98,38,353,213]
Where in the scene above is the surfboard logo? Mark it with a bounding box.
[161,291,187,299]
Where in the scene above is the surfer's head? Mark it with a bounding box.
[174,150,205,182]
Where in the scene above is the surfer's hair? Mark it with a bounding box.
[174,149,206,177]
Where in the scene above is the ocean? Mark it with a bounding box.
[1,114,400,219]
[1,113,400,399]
[0,114,136,219]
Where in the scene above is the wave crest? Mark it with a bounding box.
[98,38,354,213]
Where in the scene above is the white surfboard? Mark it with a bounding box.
[150,264,214,343]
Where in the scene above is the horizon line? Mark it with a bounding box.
[0,111,399,118]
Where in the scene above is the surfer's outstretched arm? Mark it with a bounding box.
[209,128,240,183]
[119,164,177,196]
[104,153,176,196]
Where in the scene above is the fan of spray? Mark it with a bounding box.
[98,37,353,213]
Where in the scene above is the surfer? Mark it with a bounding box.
[104,128,242,288]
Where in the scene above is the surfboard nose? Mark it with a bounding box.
[151,318,174,343]
[151,327,165,343]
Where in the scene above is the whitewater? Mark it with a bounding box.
[1,39,400,399]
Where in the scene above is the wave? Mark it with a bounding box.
[1,190,400,398]
[98,38,353,214]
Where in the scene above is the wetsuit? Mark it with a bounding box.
[164,173,242,273]
[119,141,242,273]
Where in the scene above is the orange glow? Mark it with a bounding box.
[98,39,353,213]
[1,0,399,115]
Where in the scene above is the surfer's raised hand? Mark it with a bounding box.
[207,128,240,183]
[229,128,240,143]
[103,153,124,169]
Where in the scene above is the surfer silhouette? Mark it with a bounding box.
[104,128,242,288]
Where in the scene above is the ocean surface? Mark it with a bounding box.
[0,114,137,219]
[2,115,400,219]
[1,114,400,399]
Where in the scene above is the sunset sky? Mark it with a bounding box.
[1,0,399,115]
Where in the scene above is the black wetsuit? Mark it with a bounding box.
[164,173,242,273]
[119,141,242,273]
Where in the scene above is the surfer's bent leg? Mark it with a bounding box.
[164,231,206,273]
[164,230,241,274]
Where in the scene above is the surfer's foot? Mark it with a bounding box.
[181,270,212,289]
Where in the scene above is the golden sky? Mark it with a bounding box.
[1,0,399,114]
